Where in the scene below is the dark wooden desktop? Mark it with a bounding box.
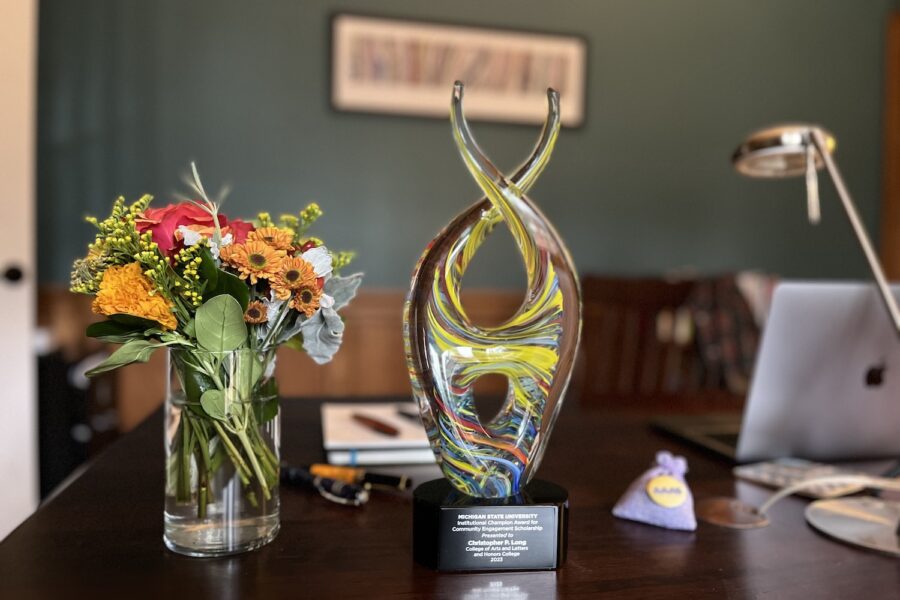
[0,398,895,599]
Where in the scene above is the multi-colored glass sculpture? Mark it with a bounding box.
[404,82,582,499]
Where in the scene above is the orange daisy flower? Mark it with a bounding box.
[290,284,322,318]
[219,241,285,285]
[271,256,318,301]
[248,227,295,252]
[243,300,268,324]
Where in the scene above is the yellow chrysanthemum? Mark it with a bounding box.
[290,284,322,318]
[271,256,318,301]
[91,263,177,330]
[248,227,295,251]
[220,240,285,285]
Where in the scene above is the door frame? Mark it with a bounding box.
[0,0,38,540]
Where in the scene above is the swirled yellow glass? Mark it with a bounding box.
[404,82,582,499]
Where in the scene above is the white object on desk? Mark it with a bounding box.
[733,458,870,499]
[321,402,435,465]
[806,497,900,557]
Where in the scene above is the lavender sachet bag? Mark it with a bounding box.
[612,450,696,531]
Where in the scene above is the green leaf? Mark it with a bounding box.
[197,247,219,290]
[283,334,304,352]
[253,396,279,425]
[184,319,196,339]
[252,377,279,424]
[108,313,160,329]
[85,320,144,343]
[195,295,247,353]
[235,352,266,400]
[200,389,227,421]
[204,268,250,311]
[90,333,142,344]
[86,313,160,341]
[158,331,191,346]
[85,339,161,377]
[181,362,215,405]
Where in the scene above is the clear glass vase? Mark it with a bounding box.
[163,348,281,556]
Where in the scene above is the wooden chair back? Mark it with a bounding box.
[577,276,741,411]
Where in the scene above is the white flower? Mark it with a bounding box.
[177,226,202,247]
[209,232,233,260]
[302,246,333,278]
[177,227,233,261]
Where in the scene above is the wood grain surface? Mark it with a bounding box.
[1,398,896,599]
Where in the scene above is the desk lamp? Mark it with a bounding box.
[732,124,900,334]
[704,124,900,555]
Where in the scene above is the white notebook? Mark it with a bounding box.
[320,402,435,465]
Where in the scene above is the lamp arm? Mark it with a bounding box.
[810,129,900,336]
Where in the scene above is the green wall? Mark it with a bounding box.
[38,0,895,288]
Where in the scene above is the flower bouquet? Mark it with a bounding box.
[70,166,362,555]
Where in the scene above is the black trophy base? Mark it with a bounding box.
[413,478,568,572]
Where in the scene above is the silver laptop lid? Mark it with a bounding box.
[736,281,900,462]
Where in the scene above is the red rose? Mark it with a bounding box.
[226,219,254,244]
[136,203,254,257]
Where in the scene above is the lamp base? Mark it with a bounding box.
[412,478,568,572]
[805,497,899,557]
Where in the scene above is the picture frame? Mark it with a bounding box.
[331,14,588,127]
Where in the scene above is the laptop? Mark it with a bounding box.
[655,281,900,462]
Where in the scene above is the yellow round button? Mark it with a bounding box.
[646,475,688,508]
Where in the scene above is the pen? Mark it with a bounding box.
[309,463,411,491]
[396,406,421,425]
[352,412,399,437]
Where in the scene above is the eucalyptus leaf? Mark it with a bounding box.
[200,389,228,421]
[324,273,363,311]
[195,295,247,353]
[85,339,161,377]
[300,307,345,365]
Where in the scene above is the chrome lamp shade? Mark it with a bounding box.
[733,124,835,178]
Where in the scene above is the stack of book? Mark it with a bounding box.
[320,402,436,465]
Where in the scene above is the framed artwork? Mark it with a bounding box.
[331,14,588,127]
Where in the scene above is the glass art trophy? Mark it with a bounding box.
[403,82,582,571]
